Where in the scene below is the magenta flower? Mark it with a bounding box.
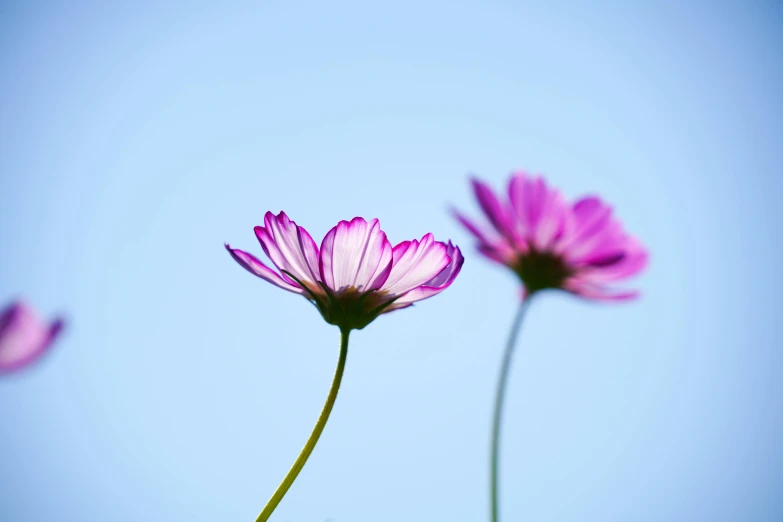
[227,211,463,331]
[0,300,63,374]
[226,211,463,521]
[454,171,648,522]
[454,172,648,299]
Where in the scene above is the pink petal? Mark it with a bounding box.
[567,219,626,265]
[225,244,306,295]
[0,301,63,374]
[570,197,613,239]
[452,208,518,264]
[557,196,614,258]
[564,278,640,301]
[367,240,394,291]
[583,237,649,282]
[424,241,465,288]
[255,211,320,285]
[383,242,465,311]
[476,245,511,264]
[471,178,516,242]
[451,207,494,245]
[508,173,545,236]
[318,217,394,293]
[528,181,569,249]
[380,234,450,296]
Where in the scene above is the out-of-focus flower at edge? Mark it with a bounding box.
[0,300,64,374]
[453,171,648,522]
[454,172,648,300]
[226,211,463,522]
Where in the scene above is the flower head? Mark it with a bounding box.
[227,212,464,330]
[454,172,648,300]
[0,300,64,374]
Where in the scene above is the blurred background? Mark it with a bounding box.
[1,1,781,521]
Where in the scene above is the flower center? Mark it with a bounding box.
[513,249,571,293]
[315,286,393,331]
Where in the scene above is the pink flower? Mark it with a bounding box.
[0,301,64,374]
[226,212,464,330]
[454,172,648,300]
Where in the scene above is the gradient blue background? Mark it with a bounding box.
[1,2,781,521]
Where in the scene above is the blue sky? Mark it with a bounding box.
[1,2,782,521]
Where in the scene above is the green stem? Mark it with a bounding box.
[255,328,351,522]
[490,298,531,522]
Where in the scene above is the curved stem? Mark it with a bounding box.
[490,298,531,522]
[255,328,351,522]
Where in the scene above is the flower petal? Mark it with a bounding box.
[557,196,614,258]
[383,242,464,311]
[0,302,63,373]
[366,239,394,290]
[424,241,464,288]
[380,234,450,296]
[255,211,320,285]
[564,278,639,301]
[452,208,517,264]
[507,174,569,250]
[451,207,493,245]
[225,244,306,295]
[567,218,627,265]
[582,237,649,282]
[319,217,393,293]
[477,244,516,265]
[508,173,544,236]
[471,178,516,242]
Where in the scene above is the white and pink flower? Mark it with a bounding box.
[227,212,463,330]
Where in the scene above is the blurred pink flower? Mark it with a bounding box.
[227,211,464,330]
[0,300,63,374]
[454,172,648,300]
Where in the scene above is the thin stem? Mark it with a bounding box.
[490,297,531,522]
[255,328,351,522]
